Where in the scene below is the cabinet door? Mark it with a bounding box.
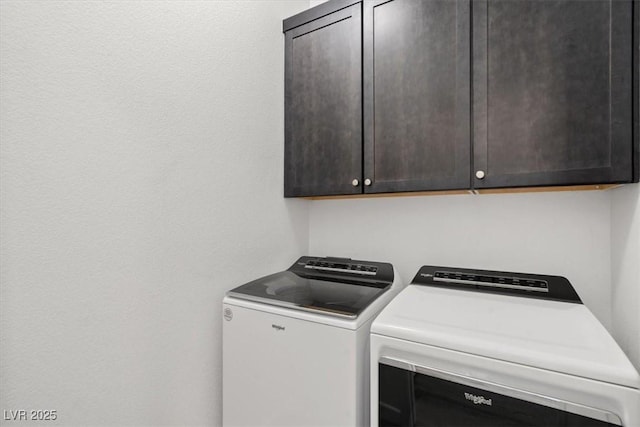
[473,0,634,189]
[284,4,362,197]
[363,0,471,193]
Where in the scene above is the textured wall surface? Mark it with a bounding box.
[0,1,308,425]
[611,185,640,371]
[309,191,613,327]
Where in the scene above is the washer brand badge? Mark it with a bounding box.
[464,392,492,406]
[223,308,233,321]
[272,324,285,331]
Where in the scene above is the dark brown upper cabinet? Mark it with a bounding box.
[472,0,636,189]
[283,1,362,197]
[363,0,471,193]
[283,0,638,198]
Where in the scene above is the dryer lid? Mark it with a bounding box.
[372,283,640,389]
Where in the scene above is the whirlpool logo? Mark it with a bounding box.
[464,392,492,406]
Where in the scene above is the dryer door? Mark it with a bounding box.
[378,359,622,427]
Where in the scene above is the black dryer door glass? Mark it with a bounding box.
[379,364,620,427]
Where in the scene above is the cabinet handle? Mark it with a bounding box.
[364,178,372,186]
[475,170,486,179]
[352,179,360,186]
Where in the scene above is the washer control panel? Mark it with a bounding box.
[305,259,378,276]
[288,256,394,285]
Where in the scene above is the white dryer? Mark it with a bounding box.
[223,256,403,427]
[371,265,640,426]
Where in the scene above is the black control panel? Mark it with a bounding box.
[433,271,549,292]
[304,259,378,275]
[413,266,581,303]
[289,256,394,288]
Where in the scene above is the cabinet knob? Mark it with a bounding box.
[364,178,372,186]
[475,170,485,180]
[352,179,360,186]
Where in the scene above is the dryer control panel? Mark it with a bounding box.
[412,265,581,303]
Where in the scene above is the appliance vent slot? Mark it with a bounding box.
[434,271,549,293]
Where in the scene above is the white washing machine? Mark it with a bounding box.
[371,265,640,426]
[223,256,403,427]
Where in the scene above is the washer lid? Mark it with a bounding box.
[227,271,390,319]
[372,284,640,389]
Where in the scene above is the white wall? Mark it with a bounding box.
[0,1,309,425]
[611,185,640,371]
[309,191,613,328]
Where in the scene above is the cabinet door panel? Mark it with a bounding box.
[364,0,471,193]
[284,4,362,197]
[473,0,633,189]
